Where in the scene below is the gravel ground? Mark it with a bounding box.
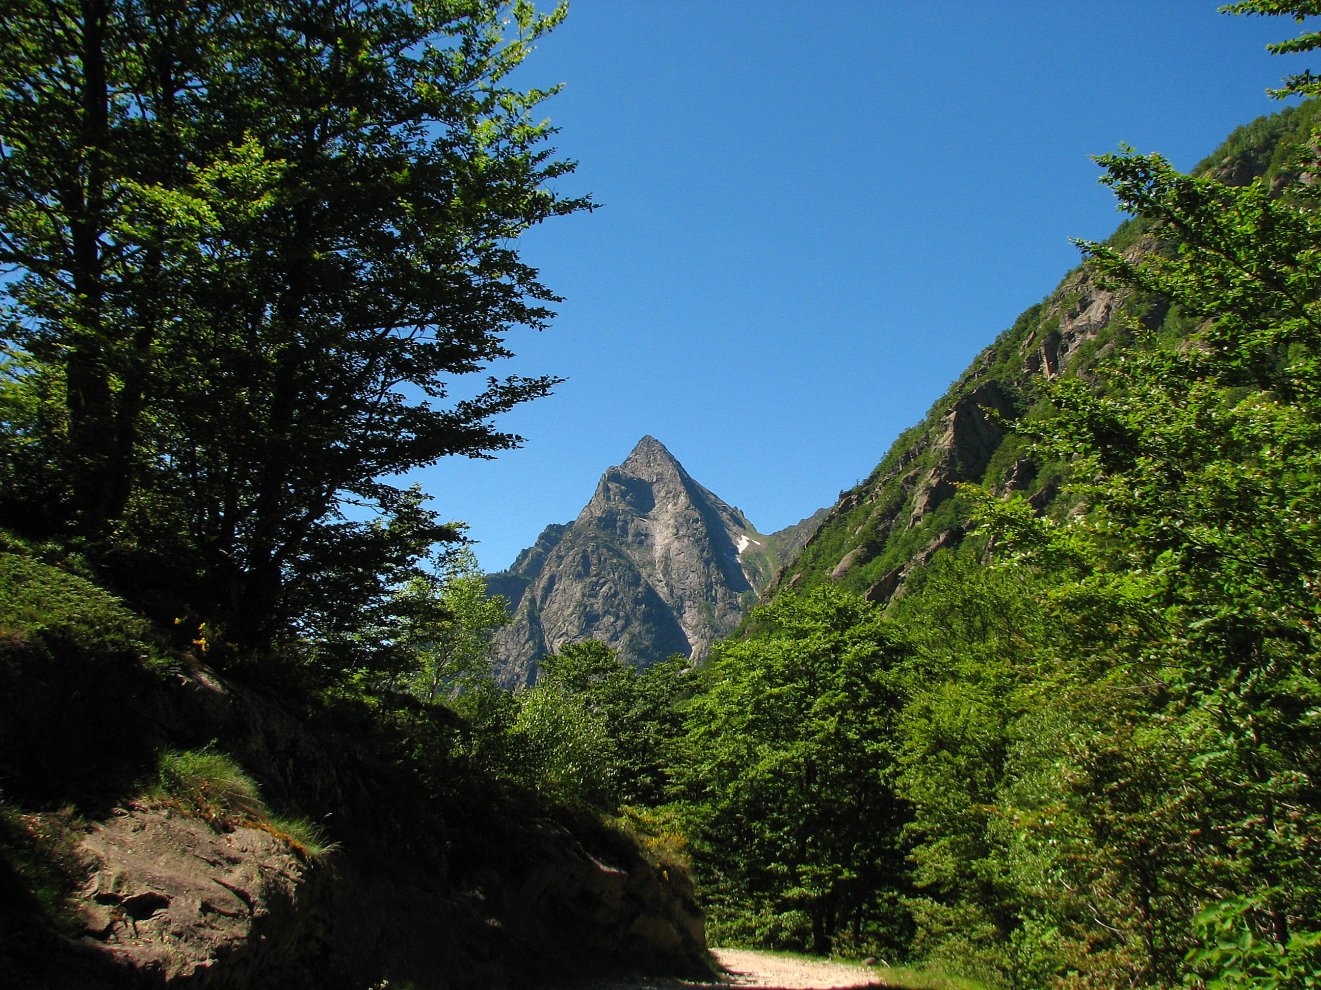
[569,947,891,989]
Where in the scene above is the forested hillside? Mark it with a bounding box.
[404,75,1321,989]
[775,95,1321,606]
[654,35,1321,989]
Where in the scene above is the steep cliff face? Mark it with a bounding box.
[772,260,1132,604]
[771,100,1321,604]
[489,437,819,685]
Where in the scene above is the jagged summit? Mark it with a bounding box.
[486,437,821,686]
[620,434,674,472]
[612,435,756,532]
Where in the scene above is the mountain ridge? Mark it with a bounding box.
[488,436,822,684]
[761,98,1321,607]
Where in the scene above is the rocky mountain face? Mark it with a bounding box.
[488,436,822,685]
[770,267,1119,604]
[770,101,1321,604]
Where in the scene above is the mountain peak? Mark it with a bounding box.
[488,438,765,684]
[487,434,829,684]
[620,435,681,476]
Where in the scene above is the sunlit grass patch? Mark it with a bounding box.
[156,746,266,822]
[152,747,336,860]
[868,962,991,990]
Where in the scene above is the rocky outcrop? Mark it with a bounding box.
[76,802,317,987]
[863,525,966,604]
[907,381,1014,529]
[1023,272,1120,379]
[480,813,706,979]
[489,437,821,685]
[0,599,710,989]
[774,265,1123,603]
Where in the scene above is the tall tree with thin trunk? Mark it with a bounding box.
[1,0,588,659]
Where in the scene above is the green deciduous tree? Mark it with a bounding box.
[673,586,911,956]
[964,100,1321,986]
[394,546,509,702]
[511,679,617,807]
[885,548,1057,986]
[0,0,587,659]
[538,641,697,806]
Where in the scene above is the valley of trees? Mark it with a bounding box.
[2,2,1319,989]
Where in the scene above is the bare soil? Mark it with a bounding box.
[571,947,894,989]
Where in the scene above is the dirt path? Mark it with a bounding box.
[570,947,892,989]
[706,949,890,988]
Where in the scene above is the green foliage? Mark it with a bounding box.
[532,642,698,806]
[391,546,510,701]
[537,639,631,695]
[942,99,1321,989]
[0,0,587,664]
[674,587,912,957]
[155,746,333,858]
[510,685,617,807]
[733,36,1321,990]
[0,531,167,665]
[883,548,1052,985]
[614,804,693,875]
[492,641,699,810]
[1187,893,1321,989]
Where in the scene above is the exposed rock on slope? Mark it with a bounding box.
[76,802,315,986]
[0,543,709,989]
[770,100,1321,605]
[488,437,821,685]
[772,264,1132,605]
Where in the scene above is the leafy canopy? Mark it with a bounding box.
[0,0,588,663]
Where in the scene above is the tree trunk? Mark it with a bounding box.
[66,0,115,533]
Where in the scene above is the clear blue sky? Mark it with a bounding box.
[419,1,1309,573]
